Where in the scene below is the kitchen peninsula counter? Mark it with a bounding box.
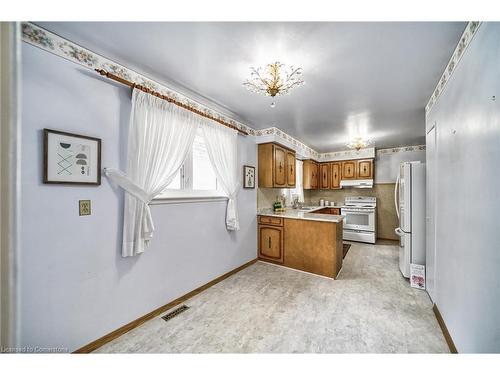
[257,208,344,223]
[257,208,344,278]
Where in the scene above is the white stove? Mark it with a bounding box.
[342,196,377,244]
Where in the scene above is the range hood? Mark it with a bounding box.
[340,179,374,188]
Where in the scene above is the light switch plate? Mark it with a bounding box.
[79,200,91,216]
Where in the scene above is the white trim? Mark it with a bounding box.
[151,196,228,205]
[0,21,21,349]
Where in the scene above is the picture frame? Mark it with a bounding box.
[43,128,102,185]
[243,165,255,189]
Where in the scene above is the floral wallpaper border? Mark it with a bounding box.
[312,145,425,160]
[254,127,319,159]
[317,147,375,161]
[425,21,481,115]
[21,22,257,136]
[376,145,425,155]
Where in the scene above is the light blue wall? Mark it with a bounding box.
[375,149,426,183]
[20,43,257,352]
[426,23,500,352]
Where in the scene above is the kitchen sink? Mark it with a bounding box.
[299,206,318,211]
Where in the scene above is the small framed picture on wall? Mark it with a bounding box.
[43,129,102,185]
[243,165,255,189]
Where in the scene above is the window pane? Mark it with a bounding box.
[193,133,217,191]
[164,169,181,190]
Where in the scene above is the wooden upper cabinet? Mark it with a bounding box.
[330,162,341,189]
[303,160,318,189]
[273,146,287,187]
[258,143,296,188]
[311,162,319,189]
[286,151,296,187]
[341,161,357,180]
[357,159,373,179]
[320,163,330,189]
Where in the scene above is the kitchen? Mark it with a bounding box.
[256,140,425,281]
[2,11,499,367]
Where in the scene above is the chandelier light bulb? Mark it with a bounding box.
[270,102,276,108]
[346,137,373,151]
[243,61,305,98]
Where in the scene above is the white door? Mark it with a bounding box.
[426,125,437,301]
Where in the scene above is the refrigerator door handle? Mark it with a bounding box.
[395,227,404,237]
[394,174,400,219]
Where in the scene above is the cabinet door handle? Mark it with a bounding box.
[290,165,293,174]
[279,162,283,172]
[268,236,271,248]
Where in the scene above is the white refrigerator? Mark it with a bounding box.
[394,161,426,278]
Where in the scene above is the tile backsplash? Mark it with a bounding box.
[257,188,284,210]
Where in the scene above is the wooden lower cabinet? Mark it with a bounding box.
[314,207,341,215]
[258,215,343,278]
[258,224,284,263]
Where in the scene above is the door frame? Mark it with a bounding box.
[425,123,438,302]
[0,21,21,350]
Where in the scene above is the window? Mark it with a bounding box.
[157,128,225,201]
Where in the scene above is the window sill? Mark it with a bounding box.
[151,195,228,205]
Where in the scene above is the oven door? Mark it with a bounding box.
[342,209,375,232]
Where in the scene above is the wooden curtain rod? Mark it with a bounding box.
[95,69,249,136]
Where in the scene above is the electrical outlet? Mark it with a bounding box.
[79,200,91,216]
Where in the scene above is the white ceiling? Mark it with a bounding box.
[38,22,466,152]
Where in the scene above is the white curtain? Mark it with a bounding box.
[106,89,199,257]
[283,159,304,206]
[201,119,240,230]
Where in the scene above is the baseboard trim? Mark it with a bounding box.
[73,258,258,353]
[376,238,399,244]
[433,303,458,353]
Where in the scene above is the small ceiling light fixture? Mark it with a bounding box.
[243,61,305,101]
[346,137,373,151]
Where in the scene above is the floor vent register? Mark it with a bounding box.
[161,305,190,322]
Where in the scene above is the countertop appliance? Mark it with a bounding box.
[394,161,426,278]
[341,196,377,244]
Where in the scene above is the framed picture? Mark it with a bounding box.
[43,129,102,185]
[243,165,255,189]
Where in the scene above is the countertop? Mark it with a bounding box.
[311,204,343,209]
[258,207,344,223]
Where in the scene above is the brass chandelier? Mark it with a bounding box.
[243,61,305,98]
[346,137,373,151]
